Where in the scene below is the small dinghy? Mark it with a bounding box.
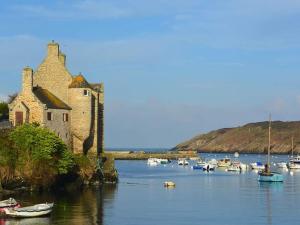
[164,181,175,187]
[4,203,54,218]
[0,198,20,213]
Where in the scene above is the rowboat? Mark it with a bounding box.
[164,181,175,187]
[0,198,20,213]
[4,203,54,218]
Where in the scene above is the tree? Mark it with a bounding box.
[0,102,8,121]
[9,124,75,186]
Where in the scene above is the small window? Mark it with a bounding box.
[83,90,89,96]
[63,113,69,122]
[47,112,53,121]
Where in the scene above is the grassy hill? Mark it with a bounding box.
[173,121,300,154]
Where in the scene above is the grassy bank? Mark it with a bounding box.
[0,124,117,192]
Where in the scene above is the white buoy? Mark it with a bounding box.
[290,171,294,176]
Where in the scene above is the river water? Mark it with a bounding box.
[1,153,300,225]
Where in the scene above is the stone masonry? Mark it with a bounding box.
[9,41,104,155]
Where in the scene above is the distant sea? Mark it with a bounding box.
[106,147,169,153]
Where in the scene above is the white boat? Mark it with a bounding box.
[287,137,300,169]
[229,161,247,171]
[277,162,287,169]
[4,203,54,218]
[288,162,300,169]
[227,165,241,172]
[0,198,19,208]
[208,158,218,167]
[178,158,189,166]
[217,158,231,167]
[202,163,216,171]
[147,158,159,166]
[189,157,200,161]
[0,198,19,213]
[250,162,265,170]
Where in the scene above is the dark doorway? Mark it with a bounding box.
[15,111,23,126]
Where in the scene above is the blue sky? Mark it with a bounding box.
[1,0,300,148]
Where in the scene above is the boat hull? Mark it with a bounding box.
[258,173,283,182]
[5,209,52,218]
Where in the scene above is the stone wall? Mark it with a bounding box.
[43,109,71,146]
[33,42,73,104]
[68,88,93,153]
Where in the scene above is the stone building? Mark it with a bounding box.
[9,41,104,155]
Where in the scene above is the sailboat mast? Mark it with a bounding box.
[268,114,271,167]
[292,136,294,157]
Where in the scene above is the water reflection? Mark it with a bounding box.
[0,184,117,225]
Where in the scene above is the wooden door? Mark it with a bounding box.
[15,112,23,126]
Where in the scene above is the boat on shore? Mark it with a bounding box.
[4,203,54,218]
[258,115,283,182]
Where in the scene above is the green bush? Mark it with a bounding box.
[9,124,75,177]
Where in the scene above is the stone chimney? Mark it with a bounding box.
[22,67,33,93]
[47,40,59,57]
[59,51,66,66]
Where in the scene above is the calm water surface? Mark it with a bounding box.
[1,153,300,225]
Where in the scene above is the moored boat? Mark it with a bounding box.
[178,158,189,166]
[250,162,265,170]
[147,158,159,166]
[277,162,287,169]
[258,115,283,182]
[227,165,241,172]
[258,171,283,182]
[217,157,231,167]
[288,162,300,169]
[0,198,20,214]
[164,181,175,187]
[202,163,215,171]
[159,159,171,164]
[4,203,54,218]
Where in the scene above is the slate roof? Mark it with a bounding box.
[69,75,91,88]
[33,87,71,110]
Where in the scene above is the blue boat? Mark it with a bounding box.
[192,165,203,170]
[258,115,283,183]
[258,172,283,182]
